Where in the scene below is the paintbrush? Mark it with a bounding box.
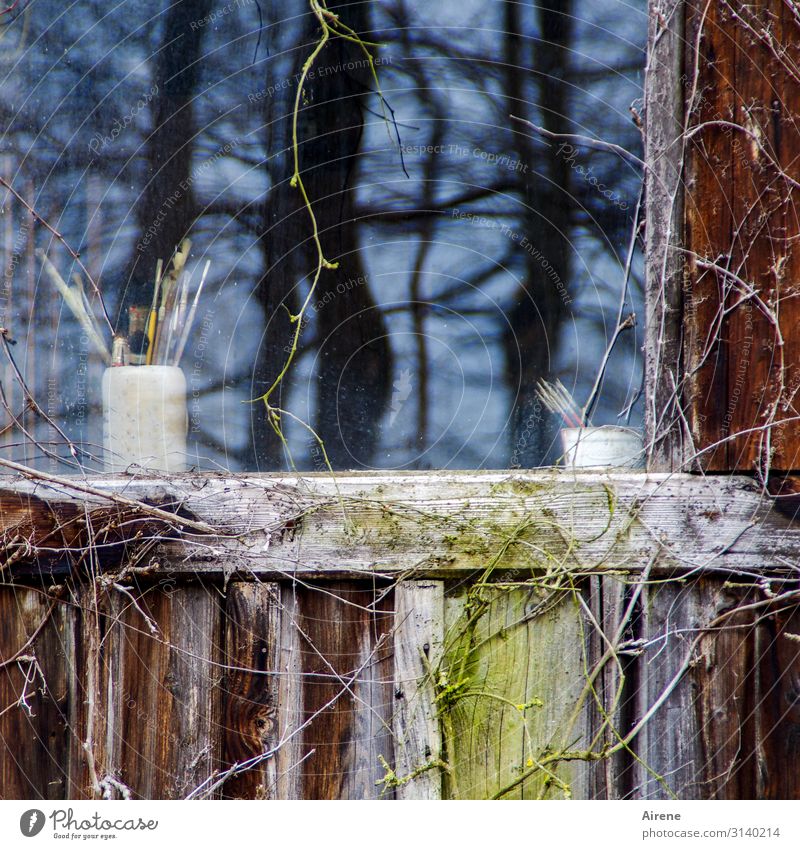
[153,239,191,364]
[39,251,111,364]
[536,378,585,428]
[172,259,210,367]
[145,259,163,365]
[163,276,183,366]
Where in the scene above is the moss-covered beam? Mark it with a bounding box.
[0,470,793,580]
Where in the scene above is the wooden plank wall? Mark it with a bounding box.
[0,578,596,800]
[4,573,800,799]
[0,580,425,800]
[638,0,800,804]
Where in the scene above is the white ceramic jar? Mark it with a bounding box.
[560,425,644,469]
[102,365,187,473]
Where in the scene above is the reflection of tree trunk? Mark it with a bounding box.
[121,0,212,318]
[407,81,445,459]
[249,4,306,470]
[312,4,392,468]
[252,2,391,470]
[503,0,573,466]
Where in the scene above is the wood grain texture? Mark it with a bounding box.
[586,574,634,799]
[2,471,800,580]
[83,584,222,799]
[295,582,394,800]
[750,600,800,798]
[442,586,591,800]
[682,0,734,470]
[634,580,728,798]
[391,580,444,800]
[0,487,185,580]
[0,588,73,799]
[6,471,800,799]
[682,1,800,471]
[629,579,800,799]
[64,584,102,800]
[221,582,281,799]
[727,0,785,473]
[644,0,687,471]
[165,586,221,797]
[771,0,800,471]
[3,573,800,799]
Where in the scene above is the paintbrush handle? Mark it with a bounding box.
[172,260,210,367]
[39,252,110,364]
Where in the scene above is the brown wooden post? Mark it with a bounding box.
[648,0,800,474]
[638,0,800,801]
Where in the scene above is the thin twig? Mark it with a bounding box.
[509,115,644,167]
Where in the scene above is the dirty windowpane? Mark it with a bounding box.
[0,0,646,472]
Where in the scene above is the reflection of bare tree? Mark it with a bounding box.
[351,0,643,467]
[502,0,574,465]
[121,0,213,316]
[251,1,392,470]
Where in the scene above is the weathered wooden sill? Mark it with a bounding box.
[1,469,791,580]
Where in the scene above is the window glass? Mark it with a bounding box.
[0,0,646,472]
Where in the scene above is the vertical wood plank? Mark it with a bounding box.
[83,584,222,799]
[0,588,73,799]
[391,580,444,800]
[694,597,757,799]
[752,602,800,798]
[442,585,591,799]
[272,584,304,799]
[635,579,714,799]
[633,579,757,798]
[64,584,103,800]
[221,582,281,799]
[644,0,687,471]
[102,589,167,798]
[166,586,221,797]
[296,582,394,799]
[771,2,800,471]
[681,1,800,471]
[632,581,800,800]
[726,1,784,472]
[349,606,395,800]
[586,574,635,799]
[682,0,734,470]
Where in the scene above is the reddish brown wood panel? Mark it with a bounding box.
[221,582,282,799]
[752,602,800,798]
[684,0,800,472]
[775,1,800,471]
[683,0,735,470]
[0,589,73,799]
[218,582,397,800]
[65,583,223,800]
[0,581,399,800]
[296,582,395,800]
[3,575,800,800]
[633,579,800,799]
